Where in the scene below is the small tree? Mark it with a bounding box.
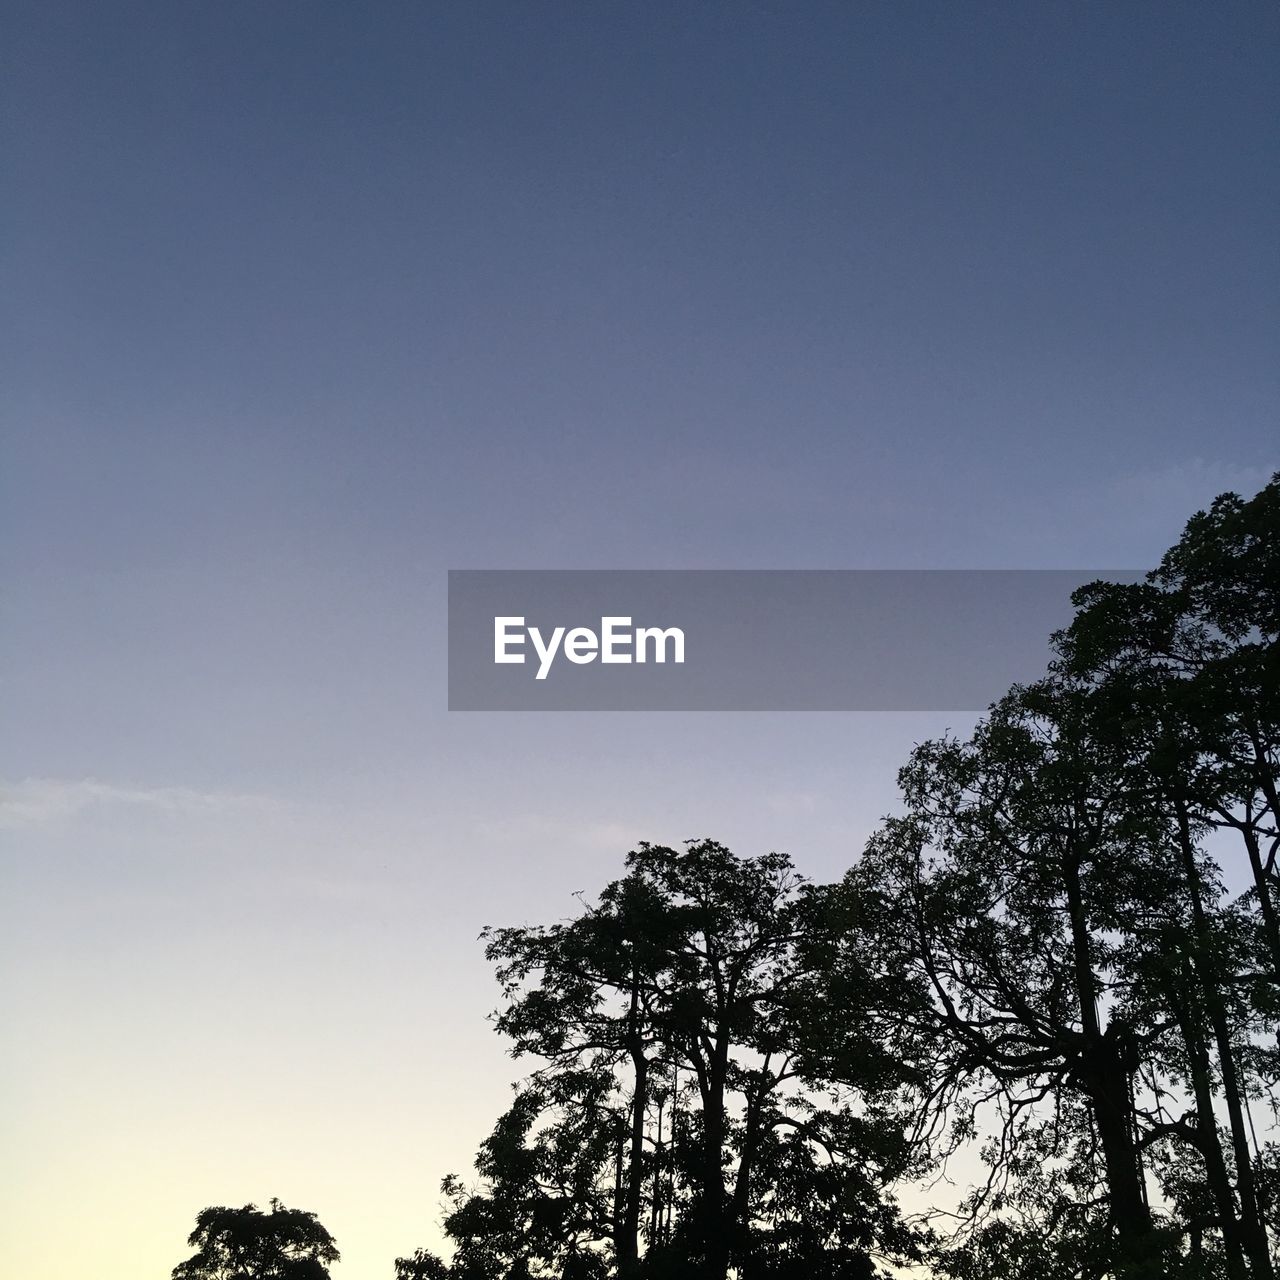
[172,1199,339,1280]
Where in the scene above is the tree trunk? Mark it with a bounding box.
[616,981,648,1278]
[1062,850,1157,1272]
[1167,968,1250,1279]
[1241,817,1280,981]
[696,1034,732,1280]
[1174,801,1276,1280]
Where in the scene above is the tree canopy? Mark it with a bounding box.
[399,840,922,1280]
[172,1199,340,1280]
[176,476,1279,1280]
[395,475,1278,1279]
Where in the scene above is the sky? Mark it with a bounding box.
[2,3,1278,1277]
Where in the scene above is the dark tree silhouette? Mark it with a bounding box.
[820,678,1190,1277]
[803,477,1280,1278]
[172,1199,339,1280]
[395,1249,453,1280]
[1056,474,1280,1279]
[402,840,922,1280]
[375,478,1280,1277]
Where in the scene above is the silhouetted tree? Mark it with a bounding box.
[808,478,1280,1278]
[172,1199,339,1280]
[1056,474,1280,1278]
[824,678,1187,1276]
[399,477,1279,1278]
[409,841,922,1280]
[394,1248,454,1279]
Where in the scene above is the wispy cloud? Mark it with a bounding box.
[0,777,271,830]
[473,813,644,853]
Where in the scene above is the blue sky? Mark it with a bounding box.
[3,4,1277,1277]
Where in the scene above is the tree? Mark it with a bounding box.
[398,476,1278,1278]
[1058,473,1280,986]
[172,1199,339,1280]
[406,840,921,1280]
[1056,474,1280,1278]
[825,678,1190,1277]
[806,477,1280,1278]
[395,1248,455,1279]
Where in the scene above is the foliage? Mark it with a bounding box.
[384,473,1280,1277]
[172,1199,339,1280]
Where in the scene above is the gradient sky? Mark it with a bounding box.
[3,4,1278,1277]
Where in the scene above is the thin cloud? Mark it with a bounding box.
[473,813,645,853]
[0,777,272,830]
